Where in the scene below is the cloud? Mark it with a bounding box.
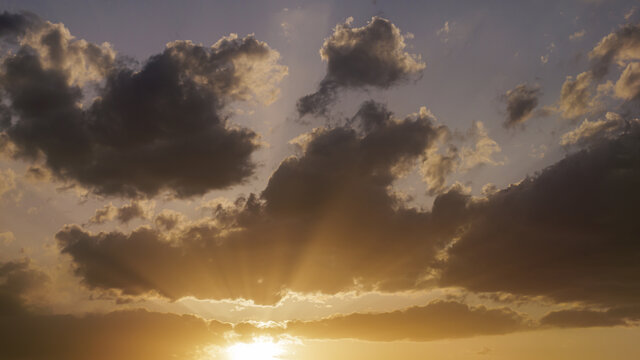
[0,12,287,198]
[556,24,640,119]
[438,124,640,308]
[56,101,465,304]
[24,165,51,182]
[589,23,640,79]
[54,100,640,312]
[540,308,638,328]
[237,300,530,342]
[437,21,455,43]
[153,209,186,231]
[0,168,16,198]
[569,29,586,41]
[558,71,597,119]
[0,259,232,360]
[0,231,15,245]
[614,61,640,100]
[87,201,154,225]
[0,11,39,39]
[560,112,638,146]
[422,144,459,195]
[502,83,541,128]
[421,119,503,194]
[297,17,425,116]
[459,121,503,170]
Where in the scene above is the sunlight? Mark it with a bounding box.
[226,338,286,360]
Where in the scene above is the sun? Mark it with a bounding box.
[226,338,286,360]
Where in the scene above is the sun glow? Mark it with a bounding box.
[226,338,286,360]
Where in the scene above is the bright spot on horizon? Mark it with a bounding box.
[226,337,286,360]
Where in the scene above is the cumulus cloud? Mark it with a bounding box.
[87,201,154,225]
[560,112,639,146]
[614,61,640,100]
[421,119,503,195]
[420,121,504,195]
[502,83,541,128]
[589,23,640,79]
[297,17,425,116]
[556,24,640,119]
[422,144,459,195]
[0,12,287,198]
[459,121,503,170]
[56,101,466,304]
[0,259,231,360]
[438,125,640,308]
[237,300,530,342]
[558,71,597,119]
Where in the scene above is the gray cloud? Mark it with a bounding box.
[502,83,540,128]
[297,17,425,117]
[438,124,640,308]
[540,308,639,328]
[153,209,186,232]
[0,11,39,39]
[0,13,286,198]
[0,260,231,360]
[56,101,465,304]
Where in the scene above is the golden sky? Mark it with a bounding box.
[1,1,640,359]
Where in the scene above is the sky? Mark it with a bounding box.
[0,0,639,359]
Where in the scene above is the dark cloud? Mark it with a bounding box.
[236,300,530,342]
[438,125,640,308]
[502,83,540,128]
[56,101,465,304]
[55,95,640,312]
[0,13,286,198]
[297,17,425,117]
[0,11,39,39]
[0,259,231,360]
[540,308,638,328]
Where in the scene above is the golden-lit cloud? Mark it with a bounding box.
[236,300,531,342]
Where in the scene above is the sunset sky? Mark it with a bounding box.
[1,0,640,359]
